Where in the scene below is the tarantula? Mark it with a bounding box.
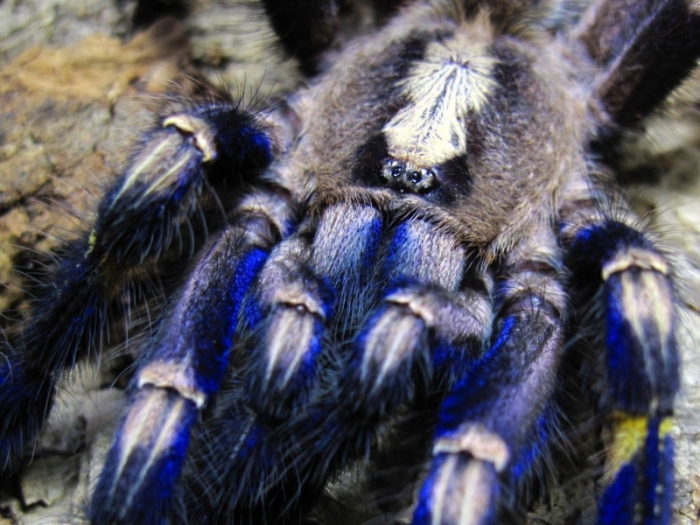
[1,0,698,523]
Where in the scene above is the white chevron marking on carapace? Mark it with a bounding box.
[383,34,497,167]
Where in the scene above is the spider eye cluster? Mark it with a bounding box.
[380,159,438,194]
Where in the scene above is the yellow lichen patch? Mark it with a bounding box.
[659,417,673,437]
[605,414,648,481]
[85,230,98,257]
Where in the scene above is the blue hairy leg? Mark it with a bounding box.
[257,212,494,514]
[128,204,382,524]
[339,218,491,416]
[0,100,273,471]
[90,236,271,524]
[414,222,567,525]
[565,220,678,525]
[176,204,383,521]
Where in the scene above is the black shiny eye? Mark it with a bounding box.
[378,159,439,194]
[381,159,405,182]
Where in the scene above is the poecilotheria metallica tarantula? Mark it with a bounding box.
[1,0,700,523]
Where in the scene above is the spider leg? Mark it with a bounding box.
[246,203,384,415]
[574,0,700,174]
[243,236,335,420]
[271,208,495,507]
[0,99,271,470]
[179,205,492,522]
[259,0,406,74]
[338,217,492,417]
[568,2,696,520]
[578,0,700,130]
[2,100,273,467]
[88,187,293,524]
[260,0,340,74]
[171,390,322,524]
[180,236,341,522]
[560,176,678,525]
[164,204,385,523]
[413,221,567,525]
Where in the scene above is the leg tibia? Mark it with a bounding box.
[433,310,563,469]
[566,220,679,413]
[245,237,334,418]
[565,219,678,525]
[136,243,269,402]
